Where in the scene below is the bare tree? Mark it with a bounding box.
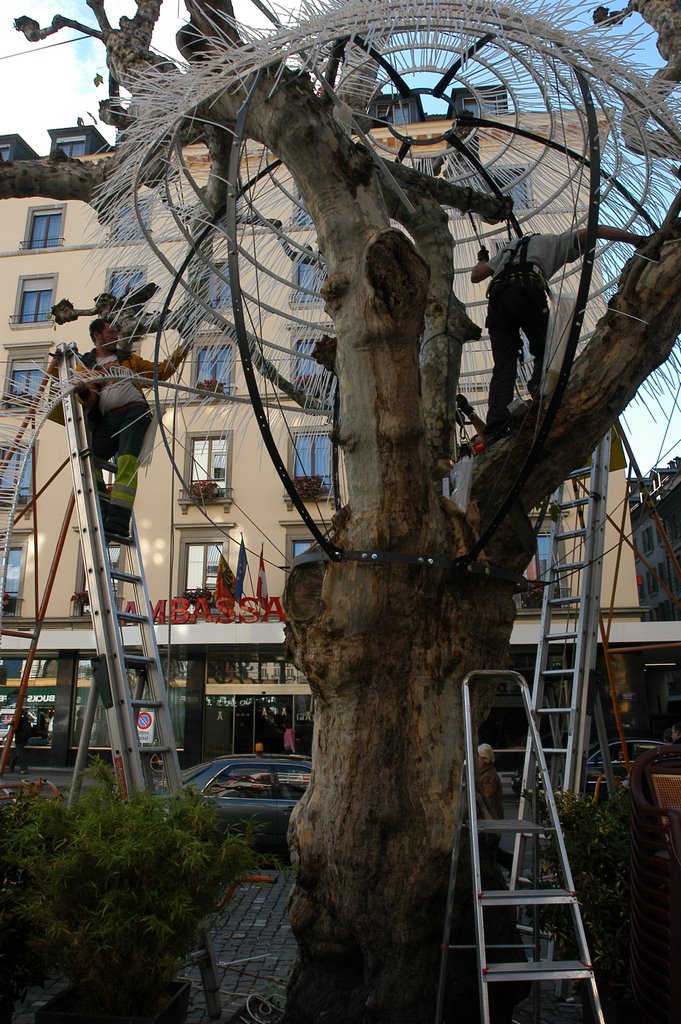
[5,2,681,1021]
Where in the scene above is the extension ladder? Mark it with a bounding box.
[520,435,611,799]
[435,670,604,1024]
[56,343,182,797]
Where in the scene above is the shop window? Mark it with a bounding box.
[11,276,56,325]
[108,268,145,298]
[195,344,233,392]
[4,357,44,405]
[22,206,64,250]
[0,449,32,506]
[292,431,331,487]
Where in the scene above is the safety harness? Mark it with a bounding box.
[487,235,549,297]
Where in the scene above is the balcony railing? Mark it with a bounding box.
[9,311,52,326]
[19,236,64,250]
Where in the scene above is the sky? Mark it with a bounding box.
[1,0,678,475]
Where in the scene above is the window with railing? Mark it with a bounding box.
[0,449,32,505]
[3,547,23,616]
[11,276,55,325]
[292,432,331,496]
[180,436,232,509]
[22,208,64,250]
[184,542,224,595]
[195,344,233,394]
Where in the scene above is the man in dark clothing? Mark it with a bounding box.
[11,710,33,774]
[672,721,681,745]
[76,319,191,540]
[470,226,646,441]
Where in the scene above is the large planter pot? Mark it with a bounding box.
[34,980,191,1024]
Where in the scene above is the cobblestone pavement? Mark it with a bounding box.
[11,867,587,1023]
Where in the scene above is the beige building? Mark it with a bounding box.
[0,118,668,772]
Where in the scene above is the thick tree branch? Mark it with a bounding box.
[0,152,110,202]
[14,13,102,42]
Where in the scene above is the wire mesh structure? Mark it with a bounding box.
[1,0,680,624]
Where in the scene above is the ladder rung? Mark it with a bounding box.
[139,745,171,755]
[541,668,575,677]
[557,497,589,510]
[545,631,578,641]
[131,699,163,708]
[542,746,567,754]
[478,889,577,906]
[549,596,581,606]
[554,561,586,571]
[117,611,149,625]
[566,465,592,480]
[477,819,551,834]
[537,706,572,714]
[483,960,593,982]
[556,529,586,541]
[124,654,155,667]
[111,569,143,585]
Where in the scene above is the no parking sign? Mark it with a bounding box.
[136,709,156,746]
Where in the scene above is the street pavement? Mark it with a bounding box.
[7,769,586,1023]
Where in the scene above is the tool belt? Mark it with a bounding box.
[488,266,547,296]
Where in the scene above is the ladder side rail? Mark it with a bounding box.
[57,347,146,793]
[461,675,491,1024]
[124,531,182,793]
[566,435,610,792]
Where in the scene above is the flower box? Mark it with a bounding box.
[293,474,326,500]
[196,378,225,394]
[189,479,219,501]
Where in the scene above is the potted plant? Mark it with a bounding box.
[544,789,641,1024]
[2,763,257,1024]
[196,378,225,394]
[293,474,326,500]
[189,479,219,501]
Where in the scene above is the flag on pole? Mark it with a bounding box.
[215,552,235,603]
[257,545,268,609]
[234,536,248,601]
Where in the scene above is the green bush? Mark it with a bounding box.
[2,764,258,1016]
[544,789,631,1000]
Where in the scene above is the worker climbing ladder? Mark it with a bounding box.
[435,670,604,1024]
[56,343,182,797]
[519,434,611,801]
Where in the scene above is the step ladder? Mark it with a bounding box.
[56,343,182,797]
[435,670,604,1024]
[521,435,611,799]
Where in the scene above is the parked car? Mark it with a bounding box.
[511,737,664,797]
[177,755,312,856]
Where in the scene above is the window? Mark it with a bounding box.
[275,764,311,800]
[205,765,274,799]
[292,261,322,305]
[23,207,64,250]
[5,358,44,404]
[109,199,151,242]
[108,268,144,298]
[0,145,10,162]
[371,96,418,124]
[184,541,223,593]
[190,436,229,488]
[489,165,531,211]
[55,137,85,157]
[288,536,313,566]
[292,432,331,486]
[12,276,55,325]
[4,547,23,616]
[0,450,32,505]
[208,264,232,310]
[292,194,313,227]
[641,525,654,555]
[292,338,323,384]
[195,345,233,391]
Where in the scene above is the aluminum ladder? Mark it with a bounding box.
[435,670,604,1024]
[520,435,611,800]
[56,343,182,797]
